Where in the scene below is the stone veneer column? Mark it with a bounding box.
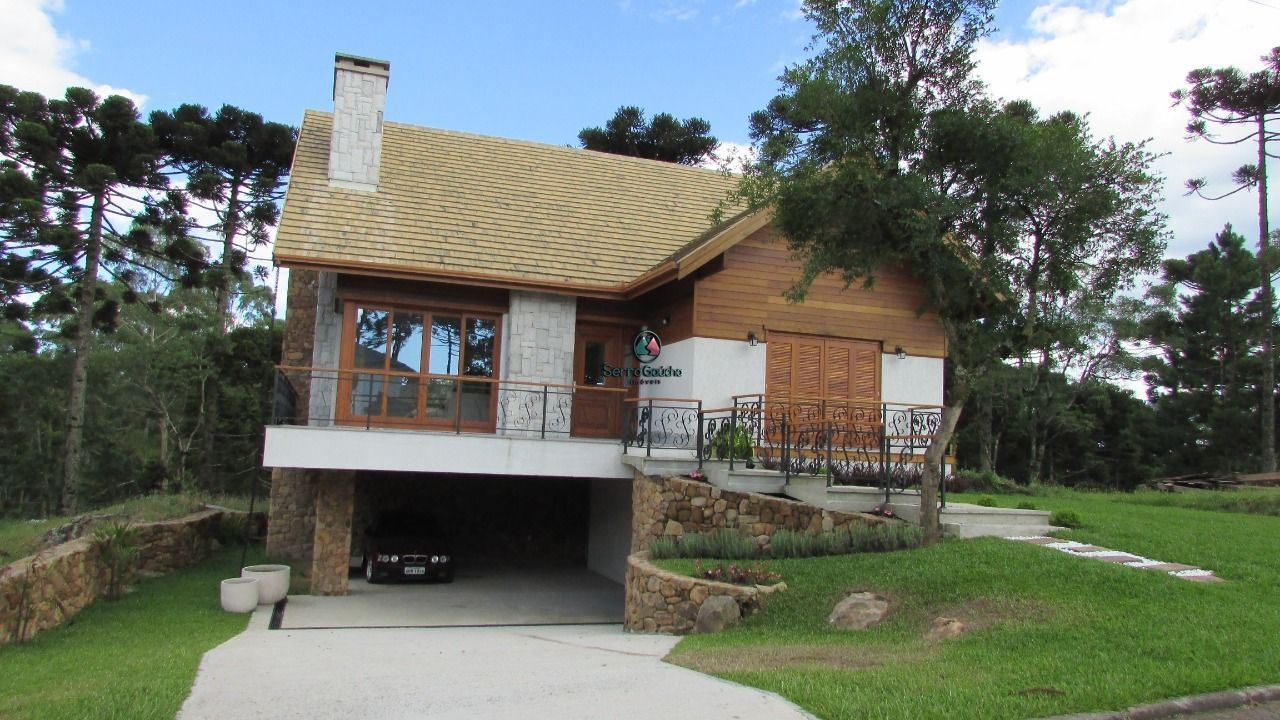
[281,270,319,421]
[310,471,356,596]
[308,272,341,425]
[265,468,317,566]
[500,291,577,435]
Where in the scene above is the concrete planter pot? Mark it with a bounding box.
[220,578,260,613]
[241,564,290,604]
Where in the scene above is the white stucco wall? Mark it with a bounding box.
[880,354,945,406]
[586,478,633,584]
[638,337,765,410]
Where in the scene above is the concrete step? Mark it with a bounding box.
[940,503,1053,527]
[945,523,1063,539]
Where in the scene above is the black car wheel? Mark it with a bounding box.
[364,556,382,584]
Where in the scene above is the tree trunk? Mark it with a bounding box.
[159,417,170,492]
[976,393,994,472]
[1258,114,1275,473]
[60,192,106,515]
[200,182,242,490]
[919,374,971,545]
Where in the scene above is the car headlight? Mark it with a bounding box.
[430,555,439,563]
[376,554,389,562]
[440,555,450,563]
[390,555,399,563]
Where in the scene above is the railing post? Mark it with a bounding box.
[783,413,790,485]
[729,406,737,472]
[540,385,548,439]
[645,399,653,458]
[881,404,889,505]
[825,419,833,487]
[454,380,462,434]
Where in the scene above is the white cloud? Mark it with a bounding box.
[0,0,147,105]
[702,140,756,174]
[975,0,1278,263]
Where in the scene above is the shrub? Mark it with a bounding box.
[849,522,924,552]
[90,522,141,600]
[1050,509,1084,529]
[215,513,253,547]
[710,423,753,461]
[952,469,1029,495]
[1016,501,1039,511]
[652,530,759,560]
[648,536,679,560]
[695,560,781,585]
[975,496,998,507]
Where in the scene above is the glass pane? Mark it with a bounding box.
[389,313,424,373]
[583,342,606,386]
[460,380,492,423]
[464,317,496,377]
[350,374,384,416]
[429,316,462,375]
[354,308,389,369]
[426,377,457,420]
[384,375,419,418]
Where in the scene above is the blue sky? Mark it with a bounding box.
[45,0,1045,148]
[3,0,1276,266]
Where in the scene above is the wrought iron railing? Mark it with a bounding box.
[621,398,702,456]
[699,395,950,504]
[271,366,625,438]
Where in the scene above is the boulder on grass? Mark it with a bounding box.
[925,616,967,641]
[828,591,889,630]
[693,595,741,634]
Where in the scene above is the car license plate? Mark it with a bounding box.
[404,566,426,576]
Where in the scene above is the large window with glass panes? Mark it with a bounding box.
[337,303,499,430]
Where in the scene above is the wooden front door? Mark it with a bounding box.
[766,332,881,405]
[572,324,628,438]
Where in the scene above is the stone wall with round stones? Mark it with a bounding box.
[0,509,248,646]
[630,471,885,554]
[623,551,785,635]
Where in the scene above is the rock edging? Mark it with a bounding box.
[623,551,786,635]
[0,508,248,646]
[1038,684,1280,720]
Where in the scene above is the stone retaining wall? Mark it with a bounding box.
[623,551,785,634]
[631,471,884,553]
[0,508,238,646]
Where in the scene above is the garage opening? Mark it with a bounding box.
[284,471,632,629]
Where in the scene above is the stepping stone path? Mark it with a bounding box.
[1004,536,1225,583]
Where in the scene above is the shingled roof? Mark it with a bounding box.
[274,110,746,294]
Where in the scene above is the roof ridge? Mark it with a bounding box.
[301,108,738,180]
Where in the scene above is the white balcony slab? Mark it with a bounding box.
[264,425,632,479]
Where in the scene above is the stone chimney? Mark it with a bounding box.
[328,53,390,191]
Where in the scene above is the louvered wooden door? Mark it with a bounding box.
[766,333,881,405]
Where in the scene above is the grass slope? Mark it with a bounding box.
[0,547,260,720]
[658,491,1280,720]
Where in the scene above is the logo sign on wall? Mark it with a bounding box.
[633,330,662,364]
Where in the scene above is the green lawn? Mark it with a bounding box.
[0,493,257,564]
[656,490,1280,720]
[0,546,261,720]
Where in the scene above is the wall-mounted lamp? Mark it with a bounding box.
[894,345,907,360]
[747,330,758,347]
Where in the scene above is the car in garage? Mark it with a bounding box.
[362,512,455,584]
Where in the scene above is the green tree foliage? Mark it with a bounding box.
[1173,47,1280,472]
[736,0,1165,537]
[578,105,717,165]
[1140,226,1272,474]
[0,85,207,513]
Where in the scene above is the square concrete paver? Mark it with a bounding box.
[281,564,624,629]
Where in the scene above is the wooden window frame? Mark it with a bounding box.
[336,301,503,432]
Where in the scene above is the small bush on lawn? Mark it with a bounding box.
[1051,509,1084,528]
[951,469,1029,494]
[849,522,924,552]
[1017,501,1039,510]
[90,522,141,600]
[695,560,781,585]
[975,496,998,507]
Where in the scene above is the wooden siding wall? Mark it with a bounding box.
[693,226,946,358]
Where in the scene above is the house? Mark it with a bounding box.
[262,54,946,602]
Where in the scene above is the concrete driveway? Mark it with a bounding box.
[178,611,812,720]
[281,565,623,628]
